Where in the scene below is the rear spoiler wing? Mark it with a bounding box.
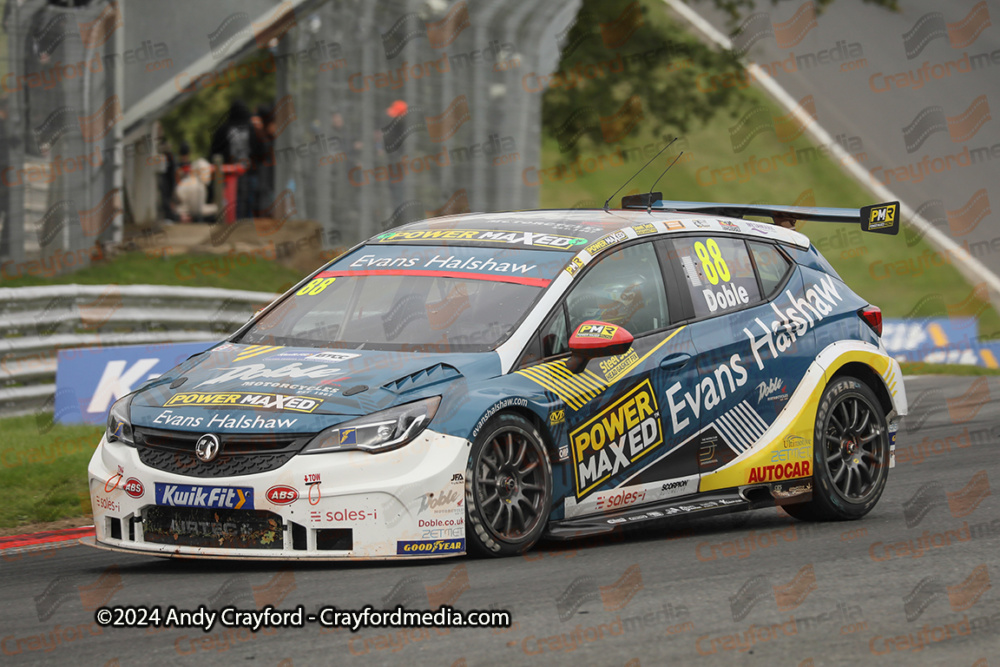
[621,193,900,235]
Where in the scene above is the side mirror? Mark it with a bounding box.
[566,321,634,373]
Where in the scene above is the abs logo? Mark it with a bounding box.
[266,485,298,505]
[123,477,144,499]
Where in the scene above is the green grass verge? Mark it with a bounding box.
[538,1,1000,337]
[898,362,1000,376]
[1,251,305,293]
[0,415,102,530]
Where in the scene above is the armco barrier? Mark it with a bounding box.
[0,284,279,418]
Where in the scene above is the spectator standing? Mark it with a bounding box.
[254,104,275,213]
[210,100,264,220]
[154,126,177,221]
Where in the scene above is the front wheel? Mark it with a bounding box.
[465,413,553,557]
[783,376,889,522]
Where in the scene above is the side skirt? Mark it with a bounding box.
[545,482,812,540]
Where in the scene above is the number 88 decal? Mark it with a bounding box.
[694,239,730,285]
[296,277,336,296]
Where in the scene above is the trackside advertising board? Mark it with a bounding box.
[54,342,217,424]
[881,318,1000,368]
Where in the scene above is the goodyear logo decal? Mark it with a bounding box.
[570,379,664,498]
[516,360,609,411]
[375,229,587,249]
[397,539,465,554]
[165,392,323,413]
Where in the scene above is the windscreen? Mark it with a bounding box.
[237,245,568,352]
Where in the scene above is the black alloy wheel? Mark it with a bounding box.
[823,392,884,502]
[465,413,552,556]
[783,376,890,522]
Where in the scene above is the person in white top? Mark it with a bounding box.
[175,158,218,222]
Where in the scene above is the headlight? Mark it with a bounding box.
[303,397,441,454]
[106,394,135,446]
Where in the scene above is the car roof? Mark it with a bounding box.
[369,209,810,252]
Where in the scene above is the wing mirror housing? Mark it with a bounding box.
[566,320,634,373]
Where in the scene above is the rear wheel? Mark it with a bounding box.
[465,413,552,557]
[783,376,889,522]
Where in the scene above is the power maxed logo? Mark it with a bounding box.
[165,391,323,413]
[571,379,663,498]
[376,228,586,249]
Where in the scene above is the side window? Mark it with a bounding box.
[673,236,761,318]
[518,305,569,367]
[565,242,669,338]
[539,305,569,358]
[748,241,792,297]
[517,333,543,368]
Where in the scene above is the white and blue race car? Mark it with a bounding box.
[86,196,907,559]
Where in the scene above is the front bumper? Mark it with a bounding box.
[86,429,470,560]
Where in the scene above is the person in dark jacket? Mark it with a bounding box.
[210,100,264,220]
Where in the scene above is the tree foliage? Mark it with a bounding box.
[542,0,747,159]
[541,0,899,158]
[159,52,276,158]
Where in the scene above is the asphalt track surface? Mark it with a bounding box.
[673,0,1000,298]
[2,375,998,666]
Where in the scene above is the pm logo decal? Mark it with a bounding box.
[861,201,900,235]
[570,379,663,499]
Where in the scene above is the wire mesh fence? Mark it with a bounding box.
[0,0,580,275]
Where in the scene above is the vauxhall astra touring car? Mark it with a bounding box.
[86,196,907,559]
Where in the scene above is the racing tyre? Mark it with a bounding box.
[783,376,889,522]
[465,413,553,557]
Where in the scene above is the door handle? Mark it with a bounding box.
[659,352,692,371]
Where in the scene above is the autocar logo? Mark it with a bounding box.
[123,477,144,498]
[195,434,221,463]
[266,485,299,505]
